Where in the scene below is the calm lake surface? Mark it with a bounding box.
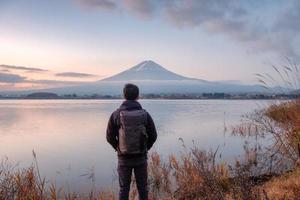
[0,99,272,191]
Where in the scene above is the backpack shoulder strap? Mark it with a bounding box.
[115,109,122,129]
[141,109,148,126]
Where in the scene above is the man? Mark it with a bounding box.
[106,83,157,200]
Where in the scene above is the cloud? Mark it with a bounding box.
[0,69,10,72]
[161,0,299,58]
[123,0,159,18]
[0,64,48,72]
[0,72,84,85]
[163,1,246,27]
[273,0,300,33]
[55,72,98,78]
[29,79,87,85]
[74,0,300,59]
[76,0,117,10]
[0,65,97,89]
[0,72,26,83]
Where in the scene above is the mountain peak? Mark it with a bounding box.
[101,60,193,81]
[130,60,167,72]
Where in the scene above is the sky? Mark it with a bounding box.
[0,0,299,90]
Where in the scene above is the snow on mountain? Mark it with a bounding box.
[132,60,163,71]
[101,60,199,81]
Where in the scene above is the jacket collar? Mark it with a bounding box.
[119,100,142,111]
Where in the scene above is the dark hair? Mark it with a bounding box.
[123,83,139,100]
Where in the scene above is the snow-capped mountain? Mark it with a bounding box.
[5,60,265,95]
[101,60,198,81]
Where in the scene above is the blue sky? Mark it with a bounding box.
[0,0,299,89]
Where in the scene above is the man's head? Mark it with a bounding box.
[123,83,139,100]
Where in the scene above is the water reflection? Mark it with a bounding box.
[0,99,271,191]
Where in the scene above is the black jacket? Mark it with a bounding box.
[106,100,157,159]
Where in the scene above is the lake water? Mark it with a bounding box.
[0,99,271,191]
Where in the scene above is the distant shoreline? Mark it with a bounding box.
[0,97,297,100]
[0,91,299,100]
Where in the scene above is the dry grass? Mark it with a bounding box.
[0,147,270,200]
[0,158,117,200]
[255,57,300,93]
[147,144,284,200]
[0,144,298,200]
[262,168,300,200]
[266,100,300,163]
[232,99,300,172]
[148,148,231,200]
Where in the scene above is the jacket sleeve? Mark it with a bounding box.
[146,112,157,150]
[106,112,118,150]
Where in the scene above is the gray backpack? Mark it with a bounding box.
[118,109,148,155]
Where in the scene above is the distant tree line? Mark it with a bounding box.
[0,92,299,100]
